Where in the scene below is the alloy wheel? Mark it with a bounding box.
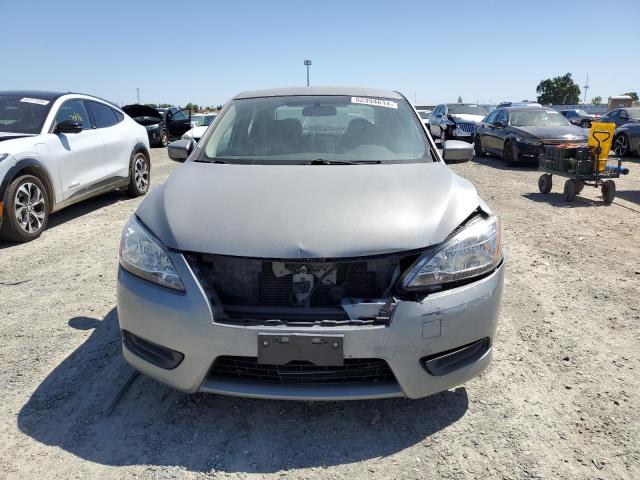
[613,135,629,157]
[14,182,46,233]
[134,155,149,192]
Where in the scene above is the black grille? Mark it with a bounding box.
[258,262,377,307]
[210,356,395,385]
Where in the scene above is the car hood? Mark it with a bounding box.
[0,134,38,156]
[512,125,588,141]
[122,104,162,121]
[186,126,208,138]
[136,162,481,258]
[450,114,485,124]
[0,132,36,145]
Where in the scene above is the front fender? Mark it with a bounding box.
[0,157,57,210]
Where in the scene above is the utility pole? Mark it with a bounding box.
[304,59,312,86]
[583,75,589,104]
[136,88,140,104]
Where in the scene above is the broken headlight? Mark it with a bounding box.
[402,215,501,291]
[119,216,185,291]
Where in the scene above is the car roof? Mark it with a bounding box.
[0,90,67,101]
[233,86,403,100]
[0,90,121,110]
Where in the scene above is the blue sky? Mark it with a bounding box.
[1,0,638,107]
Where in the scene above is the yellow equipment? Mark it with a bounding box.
[588,122,615,172]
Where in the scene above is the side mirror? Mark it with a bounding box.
[443,140,474,164]
[494,121,506,128]
[54,119,83,134]
[167,139,193,162]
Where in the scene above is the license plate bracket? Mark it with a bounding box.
[257,333,344,366]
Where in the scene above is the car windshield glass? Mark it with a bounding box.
[0,95,53,134]
[200,95,431,164]
[199,115,216,126]
[510,110,571,127]
[575,109,589,116]
[447,104,487,116]
[628,109,640,119]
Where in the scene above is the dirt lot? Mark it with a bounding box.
[1,148,639,480]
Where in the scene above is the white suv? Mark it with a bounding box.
[0,91,151,242]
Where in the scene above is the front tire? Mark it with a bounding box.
[538,174,552,194]
[474,135,485,157]
[601,180,616,204]
[160,130,169,148]
[564,179,577,202]
[0,175,50,242]
[503,140,517,165]
[613,134,630,157]
[127,152,150,197]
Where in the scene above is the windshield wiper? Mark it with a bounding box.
[195,158,231,164]
[308,159,380,165]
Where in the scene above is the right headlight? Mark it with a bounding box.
[119,216,185,291]
[402,215,501,291]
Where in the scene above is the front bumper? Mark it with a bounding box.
[117,251,504,400]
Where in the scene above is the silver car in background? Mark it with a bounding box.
[117,86,504,401]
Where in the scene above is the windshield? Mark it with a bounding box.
[510,109,571,127]
[448,104,487,116]
[200,95,431,163]
[0,95,53,134]
[628,109,640,119]
[575,109,589,116]
[198,115,217,126]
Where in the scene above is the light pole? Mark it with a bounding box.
[304,59,312,86]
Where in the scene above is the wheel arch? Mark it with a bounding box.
[1,159,56,212]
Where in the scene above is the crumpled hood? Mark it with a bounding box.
[450,114,485,124]
[512,125,588,141]
[136,162,480,259]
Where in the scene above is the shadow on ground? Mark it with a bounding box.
[18,309,468,474]
[471,154,537,171]
[0,190,129,250]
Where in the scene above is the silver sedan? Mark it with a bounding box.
[116,86,504,401]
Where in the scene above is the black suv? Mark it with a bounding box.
[123,105,192,147]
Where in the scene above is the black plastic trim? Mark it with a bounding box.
[122,330,184,369]
[422,337,490,376]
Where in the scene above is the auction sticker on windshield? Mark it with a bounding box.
[20,97,50,105]
[351,97,398,109]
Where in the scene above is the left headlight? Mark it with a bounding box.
[515,136,542,147]
[119,216,185,291]
[402,215,501,291]
[145,123,160,130]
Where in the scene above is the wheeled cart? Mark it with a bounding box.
[537,129,627,204]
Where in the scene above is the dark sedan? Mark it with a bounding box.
[613,122,640,157]
[123,105,192,147]
[560,109,596,128]
[600,107,640,128]
[474,107,588,164]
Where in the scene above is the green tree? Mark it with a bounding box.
[623,91,639,102]
[144,103,157,108]
[185,102,199,112]
[535,73,581,105]
[591,96,602,105]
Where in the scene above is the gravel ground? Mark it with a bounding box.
[1,148,639,480]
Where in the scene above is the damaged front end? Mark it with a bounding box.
[185,253,421,327]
